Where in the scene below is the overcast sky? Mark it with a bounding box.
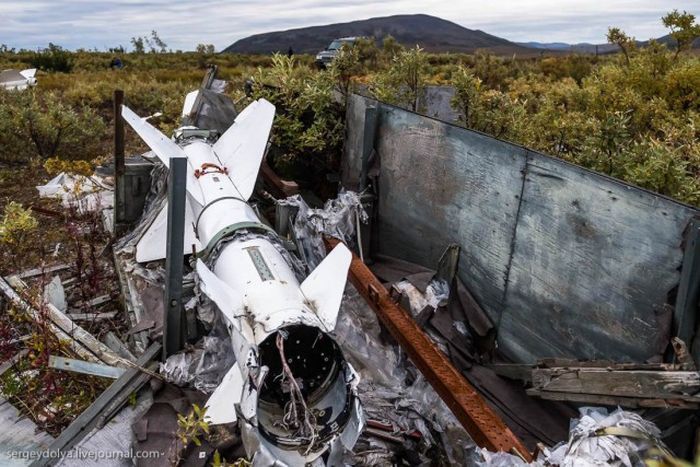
[1,0,698,51]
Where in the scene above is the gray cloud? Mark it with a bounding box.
[0,0,697,51]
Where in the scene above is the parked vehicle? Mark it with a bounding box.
[315,37,359,68]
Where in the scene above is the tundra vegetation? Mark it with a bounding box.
[0,10,696,437]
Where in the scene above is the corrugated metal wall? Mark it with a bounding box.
[343,93,699,363]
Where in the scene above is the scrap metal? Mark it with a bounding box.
[325,236,533,461]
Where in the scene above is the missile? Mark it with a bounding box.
[0,68,37,91]
[122,97,364,465]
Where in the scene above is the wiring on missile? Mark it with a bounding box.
[275,331,318,453]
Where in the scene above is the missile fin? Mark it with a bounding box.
[299,243,352,331]
[204,363,244,425]
[182,90,199,117]
[135,199,201,263]
[212,99,275,201]
[195,259,244,328]
[120,105,204,204]
[19,68,37,79]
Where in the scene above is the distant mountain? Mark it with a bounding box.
[223,14,536,55]
[518,41,618,54]
[519,35,699,54]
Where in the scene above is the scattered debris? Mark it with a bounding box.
[280,189,367,269]
[326,236,533,460]
[36,172,113,214]
[43,275,67,312]
[32,344,161,467]
[478,407,671,466]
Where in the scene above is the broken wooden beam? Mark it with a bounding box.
[0,349,29,377]
[17,263,71,280]
[531,367,700,399]
[325,237,533,460]
[526,389,699,410]
[0,275,100,363]
[67,311,118,321]
[103,331,136,362]
[0,275,127,368]
[74,294,113,308]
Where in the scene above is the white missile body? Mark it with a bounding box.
[0,68,37,91]
[122,97,363,465]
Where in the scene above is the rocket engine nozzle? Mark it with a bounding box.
[257,325,356,453]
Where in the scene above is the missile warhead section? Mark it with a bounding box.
[122,94,364,465]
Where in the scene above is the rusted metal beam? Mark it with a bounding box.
[325,237,533,460]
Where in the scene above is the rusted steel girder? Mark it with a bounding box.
[325,237,533,461]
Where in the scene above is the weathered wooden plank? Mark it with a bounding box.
[3,276,126,368]
[0,350,29,378]
[102,332,136,362]
[74,294,112,308]
[527,389,700,410]
[0,276,100,363]
[66,312,118,321]
[113,251,148,355]
[17,264,71,280]
[531,368,700,399]
[499,153,696,362]
[536,358,686,371]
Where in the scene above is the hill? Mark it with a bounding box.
[223,14,535,55]
[520,35,700,54]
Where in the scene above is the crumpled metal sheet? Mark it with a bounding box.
[279,190,367,271]
[36,172,113,213]
[546,407,668,467]
[334,286,475,465]
[159,332,235,394]
[392,278,449,317]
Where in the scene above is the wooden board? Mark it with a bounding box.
[531,368,700,399]
[527,389,700,409]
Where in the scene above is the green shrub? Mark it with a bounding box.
[0,90,106,164]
